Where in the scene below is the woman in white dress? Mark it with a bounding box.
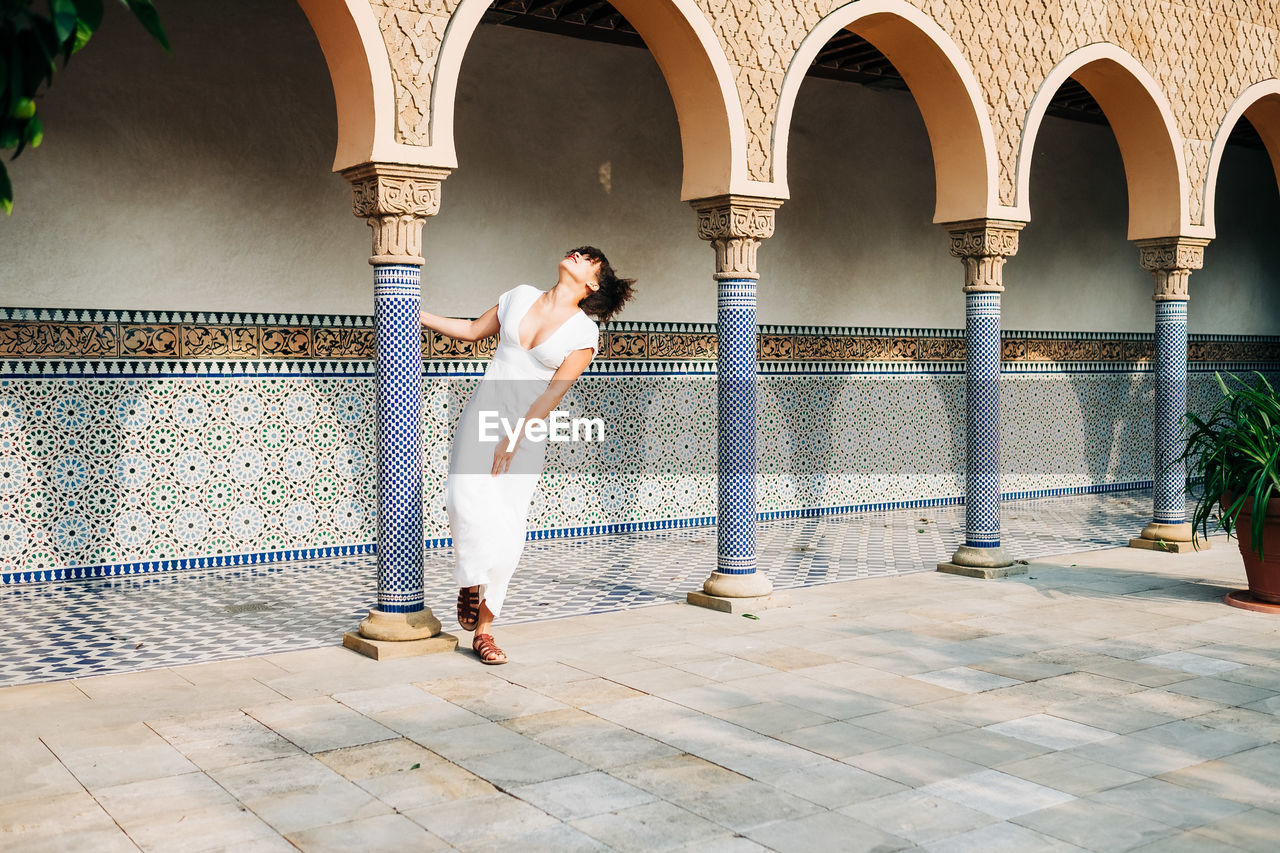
[420,247,635,664]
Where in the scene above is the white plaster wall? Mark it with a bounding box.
[0,2,367,313]
[1,6,1276,334]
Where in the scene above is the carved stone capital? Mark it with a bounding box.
[342,163,451,266]
[1135,237,1210,301]
[691,195,784,280]
[943,219,1026,293]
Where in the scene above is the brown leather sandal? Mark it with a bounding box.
[472,633,507,665]
[456,586,480,632]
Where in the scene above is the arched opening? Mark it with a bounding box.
[1203,82,1280,237]
[414,2,723,545]
[424,0,744,199]
[1197,105,1280,334]
[773,0,999,222]
[1016,45,1188,239]
[760,4,1001,513]
[1011,47,1189,501]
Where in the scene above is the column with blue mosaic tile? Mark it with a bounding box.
[1130,237,1210,553]
[938,219,1027,579]
[340,163,458,658]
[687,195,787,611]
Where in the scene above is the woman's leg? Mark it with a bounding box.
[456,585,480,631]
[472,600,508,664]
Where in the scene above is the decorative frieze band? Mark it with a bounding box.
[944,219,1026,293]
[1135,236,1210,301]
[691,194,783,280]
[343,163,450,265]
[2,316,1278,365]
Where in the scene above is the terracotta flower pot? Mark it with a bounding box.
[1232,495,1280,604]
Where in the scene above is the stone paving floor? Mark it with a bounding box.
[3,536,1279,852]
[0,489,1170,685]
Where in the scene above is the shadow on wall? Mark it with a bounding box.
[1064,372,1152,491]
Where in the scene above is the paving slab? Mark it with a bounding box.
[510,770,657,820]
[285,812,452,851]
[0,738,84,808]
[746,809,913,852]
[1011,799,1179,852]
[571,800,730,852]
[2,533,1278,852]
[41,722,198,791]
[841,790,996,844]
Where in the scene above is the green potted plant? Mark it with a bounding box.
[1183,371,1280,607]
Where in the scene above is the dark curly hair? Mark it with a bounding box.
[571,245,636,324]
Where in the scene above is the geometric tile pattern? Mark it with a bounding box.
[1153,300,1189,525]
[372,264,425,613]
[1,363,1274,585]
[0,488,1185,686]
[0,373,376,582]
[716,278,759,576]
[964,292,1003,548]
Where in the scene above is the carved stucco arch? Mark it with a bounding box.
[443,0,749,199]
[1202,80,1280,238]
[296,0,430,170]
[772,0,1000,223]
[299,0,749,201]
[1015,43,1191,241]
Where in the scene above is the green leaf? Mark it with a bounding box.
[23,111,40,147]
[121,0,170,53]
[51,0,78,46]
[0,162,11,215]
[742,613,759,620]
[72,18,92,53]
[11,96,34,119]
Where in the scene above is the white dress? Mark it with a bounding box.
[445,284,600,618]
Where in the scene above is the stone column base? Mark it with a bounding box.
[343,608,457,660]
[937,544,1025,579]
[686,590,789,613]
[1129,521,1207,553]
[687,570,782,613]
[936,562,1028,579]
[343,631,459,661]
[703,570,773,598]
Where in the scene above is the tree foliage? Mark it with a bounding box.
[1,0,169,214]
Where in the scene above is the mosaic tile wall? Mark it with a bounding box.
[1,309,1276,584]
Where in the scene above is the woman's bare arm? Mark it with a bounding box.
[420,303,499,342]
[522,348,594,423]
[490,347,595,474]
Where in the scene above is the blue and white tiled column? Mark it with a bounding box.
[342,163,454,653]
[1131,237,1209,551]
[939,219,1026,578]
[372,263,427,615]
[690,195,782,604]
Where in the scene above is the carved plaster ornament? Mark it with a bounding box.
[690,194,784,279]
[1135,237,1210,301]
[944,219,1026,292]
[342,163,450,265]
